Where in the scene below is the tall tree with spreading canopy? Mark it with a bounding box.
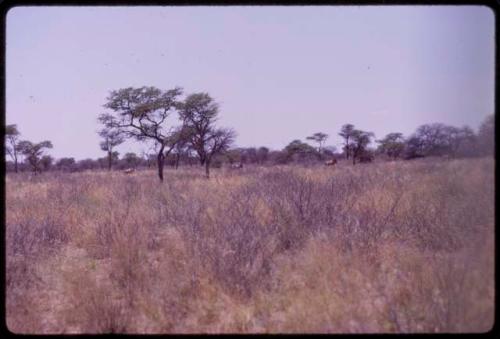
[17,140,53,174]
[98,128,124,171]
[98,86,183,182]
[256,146,270,165]
[179,93,236,178]
[413,123,451,156]
[350,129,375,165]
[377,132,406,159]
[283,139,317,163]
[443,125,477,158]
[56,157,76,171]
[339,124,356,159]
[306,132,329,159]
[122,152,141,169]
[5,124,21,173]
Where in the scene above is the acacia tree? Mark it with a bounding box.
[5,124,21,173]
[98,86,183,182]
[179,93,236,178]
[225,148,242,164]
[18,140,53,174]
[339,124,356,159]
[443,125,477,158]
[413,123,451,156]
[56,157,76,171]
[40,155,54,172]
[241,147,258,164]
[123,152,141,169]
[283,139,317,163]
[350,130,374,165]
[306,132,328,158]
[98,128,124,171]
[256,146,269,165]
[169,126,193,169]
[77,158,98,171]
[377,132,406,159]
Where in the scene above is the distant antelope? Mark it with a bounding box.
[230,162,243,169]
[324,158,337,166]
[123,168,136,174]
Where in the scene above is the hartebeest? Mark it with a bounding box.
[324,158,337,166]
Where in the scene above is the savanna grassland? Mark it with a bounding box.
[6,157,494,333]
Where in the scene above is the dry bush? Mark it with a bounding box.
[6,158,494,333]
[6,254,45,334]
[63,267,130,334]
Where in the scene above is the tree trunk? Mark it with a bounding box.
[205,161,210,178]
[157,147,165,182]
[198,151,206,166]
[175,153,180,169]
[108,151,112,171]
[14,156,18,173]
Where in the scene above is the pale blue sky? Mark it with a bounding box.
[6,5,495,160]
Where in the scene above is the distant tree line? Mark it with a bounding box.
[5,107,494,176]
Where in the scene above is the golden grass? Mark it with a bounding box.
[6,158,494,333]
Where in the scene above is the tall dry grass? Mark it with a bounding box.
[5,157,494,333]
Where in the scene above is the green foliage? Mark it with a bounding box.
[99,86,183,142]
[285,140,314,153]
[225,149,242,164]
[339,124,356,159]
[99,128,124,152]
[413,123,453,156]
[306,132,329,152]
[56,157,76,172]
[405,123,479,159]
[350,129,374,164]
[377,133,406,159]
[178,93,219,124]
[123,152,141,168]
[40,155,53,171]
[18,140,53,174]
[5,124,22,171]
[283,140,317,163]
[257,147,270,164]
[99,86,184,180]
[179,92,236,176]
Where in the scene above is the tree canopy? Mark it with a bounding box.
[179,93,236,177]
[18,140,53,174]
[5,124,21,172]
[98,86,184,181]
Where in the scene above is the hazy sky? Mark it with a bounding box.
[7,5,495,160]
